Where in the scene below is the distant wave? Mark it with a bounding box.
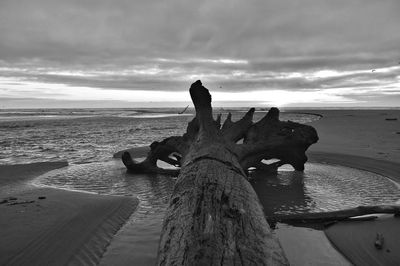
[0,108,194,121]
[122,113,193,119]
[0,109,318,165]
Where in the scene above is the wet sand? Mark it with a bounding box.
[308,109,400,165]
[325,214,400,266]
[0,162,139,265]
[297,109,400,265]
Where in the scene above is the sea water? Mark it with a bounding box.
[0,108,319,165]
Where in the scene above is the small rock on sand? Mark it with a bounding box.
[374,233,384,250]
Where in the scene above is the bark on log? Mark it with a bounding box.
[157,81,289,265]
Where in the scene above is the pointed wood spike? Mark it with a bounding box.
[189,80,218,143]
[189,80,211,109]
[221,112,233,130]
[227,112,232,121]
[267,107,280,120]
[221,108,255,142]
[215,113,222,128]
[259,107,280,125]
[245,107,255,119]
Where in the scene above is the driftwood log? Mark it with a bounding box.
[122,86,318,176]
[152,81,290,265]
[120,80,318,264]
[268,204,400,225]
[118,81,400,264]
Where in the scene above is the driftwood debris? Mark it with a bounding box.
[268,204,400,225]
[154,80,290,265]
[178,105,189,114]
[122,83,318,176]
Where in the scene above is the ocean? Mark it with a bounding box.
[0,108,320,165]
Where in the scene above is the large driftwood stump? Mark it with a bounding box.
[120,80,318,264]
[122,85,318,176]
[154,81,292,265]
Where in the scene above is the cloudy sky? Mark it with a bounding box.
[0,0,399,108]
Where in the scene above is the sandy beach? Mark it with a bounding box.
[307,109,400,166]
[1,109,399,265]
[287,109,400,265]
[0,162,139,265]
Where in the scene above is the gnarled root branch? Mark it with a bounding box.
[120,81,318,176]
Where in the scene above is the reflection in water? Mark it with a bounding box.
[251,164,400,216]
[251,169,315,216]
[35,161,400,265]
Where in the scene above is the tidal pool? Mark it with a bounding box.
[35,160,400,265]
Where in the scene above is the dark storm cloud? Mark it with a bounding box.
[0,0,399,106]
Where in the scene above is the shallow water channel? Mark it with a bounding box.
[35,160,400,265]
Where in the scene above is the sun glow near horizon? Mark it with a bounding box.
[1,61,399,108]
[0,75,367,108]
